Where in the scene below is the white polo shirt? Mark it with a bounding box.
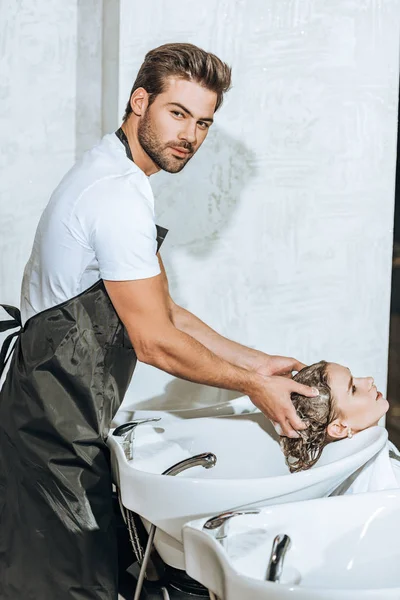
[20,133,161,325]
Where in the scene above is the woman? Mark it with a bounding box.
[281,361,400,492]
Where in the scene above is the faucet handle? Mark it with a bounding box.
[203,509,261,547]
[113,418,161,461]
[265,534,291,582]
[113,418,161,438]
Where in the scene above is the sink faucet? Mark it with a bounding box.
[203,509,261,548]
[133,452,217,600]
[162,452,217,476]
[265,534,291,582]
[112,418,161,460]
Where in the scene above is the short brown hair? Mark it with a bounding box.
[280,361,339,472]
[123,42,232,121]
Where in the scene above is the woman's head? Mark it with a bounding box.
[281,361,389,472]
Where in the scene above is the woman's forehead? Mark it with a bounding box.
[326,362,351,388]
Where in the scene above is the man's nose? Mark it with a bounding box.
[179,121,197,144]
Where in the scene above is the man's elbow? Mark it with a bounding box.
[129,328,170,366]
[133,340,159,365]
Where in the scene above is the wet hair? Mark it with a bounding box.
[280,361,339,473]
[123,42,232,121]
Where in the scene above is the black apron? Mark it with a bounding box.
[0,130,167,599]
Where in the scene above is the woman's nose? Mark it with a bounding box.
[366,376,374,389]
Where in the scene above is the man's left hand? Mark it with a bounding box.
[251,353,306,379]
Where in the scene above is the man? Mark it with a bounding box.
[0,43,316,599]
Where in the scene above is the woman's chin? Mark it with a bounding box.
[379,397,390,417]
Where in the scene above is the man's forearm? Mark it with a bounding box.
[171,303,265,370]
[133,320,263,397]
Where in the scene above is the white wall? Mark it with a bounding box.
[0,0,78,305]
[1,1,399,414]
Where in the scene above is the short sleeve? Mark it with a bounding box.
[75,176,161,281]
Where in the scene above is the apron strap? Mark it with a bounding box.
[115,127,134,162]
[0,304,22,378]
[115,128,169,252]
[156,225,169,253]
[0,304,21,331]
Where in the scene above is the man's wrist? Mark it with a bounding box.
[238,348,271,372]
[240,370,268,397]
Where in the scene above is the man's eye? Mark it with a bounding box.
[198,121,209,130]
[352,385,357,394]
[172,111,184,117]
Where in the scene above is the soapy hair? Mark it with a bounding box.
[280,361,338,473]
[123,42,232,121]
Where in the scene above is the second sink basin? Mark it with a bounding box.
[183,489,400,599]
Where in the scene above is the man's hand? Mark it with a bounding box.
[251,352,306,379]
[248,373,318,438]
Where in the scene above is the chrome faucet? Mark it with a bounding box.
[163,452,217,476]
[112,418,161,460]
[265,534,291,582]
[133,452,217,600]
[203,509,260,548]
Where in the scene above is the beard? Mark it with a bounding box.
[137,108,194,173]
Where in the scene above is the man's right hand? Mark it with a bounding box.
[248,374,319,438]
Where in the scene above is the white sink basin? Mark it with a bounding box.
[107,415,387,570]
[183,489,400,599]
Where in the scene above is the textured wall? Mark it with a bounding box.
[0,0,77,306]
[76,0,102,158]
[117,0,400,411]
[0,1,399,415]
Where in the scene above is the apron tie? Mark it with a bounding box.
[0,304,22,378]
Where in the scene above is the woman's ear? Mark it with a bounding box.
[327,419,349,440]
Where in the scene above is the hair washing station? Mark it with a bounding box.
[183,489,400,599]
[107,411,387,598]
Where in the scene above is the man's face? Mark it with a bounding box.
[137,78,217,173]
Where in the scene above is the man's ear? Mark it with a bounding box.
[130,87,149,117]
[327,419,349,440]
